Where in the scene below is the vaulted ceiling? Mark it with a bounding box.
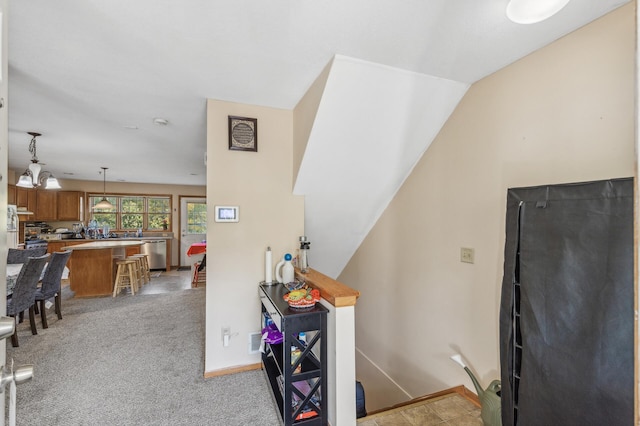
[8,1,631,276]
[8,0,629,187]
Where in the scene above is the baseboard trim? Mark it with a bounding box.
[366,385,480,416]
[454,384,481,407]
[204,363,262,378]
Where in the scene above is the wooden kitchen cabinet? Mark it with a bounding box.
[35,190,57,221]
[57,191,83,221]
[8,184,16,205]
[125,246,141,257]
[14,188,83,222]
[16,187,37,214]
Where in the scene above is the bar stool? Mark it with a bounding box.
[132,254,151,283]
[126,256,145,289]
[113,260,138,297]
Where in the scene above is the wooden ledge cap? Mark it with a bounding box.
[295,267,360,307]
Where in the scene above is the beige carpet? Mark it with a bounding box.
[7,276,279,425]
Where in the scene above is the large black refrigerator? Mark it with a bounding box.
[499,178,633,426]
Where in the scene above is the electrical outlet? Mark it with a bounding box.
[222,327,230,346]
[460,247,475,264]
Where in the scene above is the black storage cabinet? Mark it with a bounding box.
[499,178,633,426]
[260,284,328,425]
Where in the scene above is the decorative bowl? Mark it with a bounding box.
[283,288,321,309]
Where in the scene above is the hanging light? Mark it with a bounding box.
[506,0,571,24]
[16,132,61,189]
[93,167,114,210]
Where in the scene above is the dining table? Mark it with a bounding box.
[186,242,206,257]
[6,263,69,296]
[6,264,24,296]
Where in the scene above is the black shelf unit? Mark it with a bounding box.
[259,284,328,426]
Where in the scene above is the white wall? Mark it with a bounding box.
[205,99,304,372]
[340,4,636,411]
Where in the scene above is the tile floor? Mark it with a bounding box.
[84,268,196,297]
[358,393,482,426]
[135,268,195,295]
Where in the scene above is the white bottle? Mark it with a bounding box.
[282,253,294,284]
[275,253,295,284]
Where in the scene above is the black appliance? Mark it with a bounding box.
[24,239,48,250]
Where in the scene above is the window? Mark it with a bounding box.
[186,201,207,234]
[148,197,171,230]
[89,195,171,231]
[122,196,144,229]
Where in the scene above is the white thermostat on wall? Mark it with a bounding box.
[214,206,239,223]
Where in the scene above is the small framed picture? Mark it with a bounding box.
[214,205,239,223]
[228,116,257,152]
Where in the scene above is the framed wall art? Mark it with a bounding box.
[228,116,257,152]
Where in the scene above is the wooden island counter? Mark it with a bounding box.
[62,240,144,297]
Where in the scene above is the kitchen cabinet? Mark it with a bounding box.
[125,245,141,257]
[57,191,83,221]
[35,190,57,221]
[259,284,327,425]
[16,187,37,213]
[8,184,16,205]
[14,188,83,222]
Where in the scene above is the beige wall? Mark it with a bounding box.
[293,58,332,184]
[205,99,304,372]
[10,175,205,266]
[340,4,635,411]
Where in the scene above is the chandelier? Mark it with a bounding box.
[16,132,61,189]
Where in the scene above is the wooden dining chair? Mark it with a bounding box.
[34,251,72,328]
[7,254,49,347]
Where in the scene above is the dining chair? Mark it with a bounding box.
[7,254,49,347]
[35,251,72,329]
[7,247,48,264]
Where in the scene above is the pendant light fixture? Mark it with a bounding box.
[506,0,571,24]
[93,167,114,210]
[16,132,61,189]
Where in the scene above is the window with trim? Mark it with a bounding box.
[89,195,171,231]
[186,201,207,234]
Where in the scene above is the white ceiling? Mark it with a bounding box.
[7,0,629,188]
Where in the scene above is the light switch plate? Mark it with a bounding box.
[460,247,475,264]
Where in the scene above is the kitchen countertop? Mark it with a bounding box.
[47,236,173,242]
[62,240,145,250]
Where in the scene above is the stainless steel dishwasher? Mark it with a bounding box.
[141,239,167,270]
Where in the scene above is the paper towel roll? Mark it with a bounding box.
[265,247,273,283]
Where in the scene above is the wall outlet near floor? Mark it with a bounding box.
[460,247,475,264]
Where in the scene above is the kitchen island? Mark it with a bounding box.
[62,240,144,297]
[49,236,172,272]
